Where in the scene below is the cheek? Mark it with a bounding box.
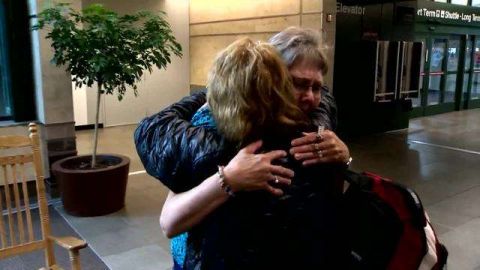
[293,90,302,103]
[313,93,321,106]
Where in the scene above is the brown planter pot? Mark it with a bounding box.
[52,154,130,217]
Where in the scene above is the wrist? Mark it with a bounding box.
[222,165,242,192]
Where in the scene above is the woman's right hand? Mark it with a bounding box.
[223,140,294,196]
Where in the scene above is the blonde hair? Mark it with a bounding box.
[207,37,306,143]
[268,26,328,75]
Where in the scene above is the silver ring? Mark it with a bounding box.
[314,143,321,151]
[274,175,279,184]
[316,150,323,158]
[317,125,325,134]
[316,125,324,141]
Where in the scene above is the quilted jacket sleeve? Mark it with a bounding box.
[310,87,338,131]
[134,90,222,193]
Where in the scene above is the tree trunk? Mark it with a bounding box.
[91,83,102,168]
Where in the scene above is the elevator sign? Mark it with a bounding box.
[417,8,480,23]
[337,3,366,16]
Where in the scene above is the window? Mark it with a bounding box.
[451,0,468,5]
[0,1,13,120]
[0,0,36,122]
[433,0,480,6]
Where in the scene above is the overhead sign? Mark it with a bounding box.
[335,0,480,27]
[416,1,480,27]
[417,7,480,23]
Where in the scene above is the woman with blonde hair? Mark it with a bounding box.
[160,37,347,270]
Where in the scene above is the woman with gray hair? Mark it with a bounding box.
[269,27,350,167]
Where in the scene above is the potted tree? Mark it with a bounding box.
[33,3,182,216]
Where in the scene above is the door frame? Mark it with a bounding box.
[463,35,480,109]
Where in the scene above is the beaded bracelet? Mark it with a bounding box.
[217,165,235,197]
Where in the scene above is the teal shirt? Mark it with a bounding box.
[170,105,216,268]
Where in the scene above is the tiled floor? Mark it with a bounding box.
[58,125,173,270]
[58,108,480,270]
[0,206,109,270]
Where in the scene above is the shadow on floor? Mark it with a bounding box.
[0,204,110,270]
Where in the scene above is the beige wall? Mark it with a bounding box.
[190,0,336,89]
[33,0,77,126]
[22,0,81,181]
[75,0,190,126]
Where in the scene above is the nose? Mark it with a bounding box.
[301,88,315,103]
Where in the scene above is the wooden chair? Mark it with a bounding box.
[0,123,87,270]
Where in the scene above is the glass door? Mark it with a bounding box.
[457,35,480,110]
[426,38,445,107]
[467,37,480,108]
[445,38,460,105]
[411,38,426,111]
[461,36,473,109]
[425,37,459,115]
[413,35,463,117]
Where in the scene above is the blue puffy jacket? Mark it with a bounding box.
[133,88,338,193]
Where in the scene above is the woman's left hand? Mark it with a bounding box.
[289,130,350,166]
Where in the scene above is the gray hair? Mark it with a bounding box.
[268,27,328,75]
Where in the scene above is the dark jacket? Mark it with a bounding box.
[180,107,347,270]
[134,87,338,193]
[133,90,346,269]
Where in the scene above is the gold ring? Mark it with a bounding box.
[314,143,320,151]
[316,150,323,158]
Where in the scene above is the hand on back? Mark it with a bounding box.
[223,140,294,196]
